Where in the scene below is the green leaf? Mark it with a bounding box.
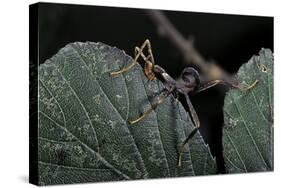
[223,49,273,173]
[38,42,216,185]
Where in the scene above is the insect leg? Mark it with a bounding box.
[135,40,155,65]
[111,39,153,76]
[178,93,200,167]
[135,46,149,62]
[129,87,175,124]
[195,79,224,93]
[195,79,258,93]
[134,46,157,80]
[237,79,259,91]
[177,79,258,167]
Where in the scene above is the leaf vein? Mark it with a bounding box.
[224,156,244,172]
[225,130,247,172]
[141,78,171,177]
[50,62,100,153]
[250,89,269,124]
[231,94,269,169]
[39,109,131,179]
[39,79,67,127]
[39,161,115,172]
[69,44,148,176]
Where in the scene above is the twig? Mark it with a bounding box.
[145,10,237,86]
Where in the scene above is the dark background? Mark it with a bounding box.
[37,2,273,173]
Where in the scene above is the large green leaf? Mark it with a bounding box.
[223,49,273,173]
[38,42,216,185]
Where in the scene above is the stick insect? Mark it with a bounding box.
[111,39,258,167]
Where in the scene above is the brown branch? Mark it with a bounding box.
[145,10,237,86]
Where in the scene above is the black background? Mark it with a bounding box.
[37,2,273,173]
